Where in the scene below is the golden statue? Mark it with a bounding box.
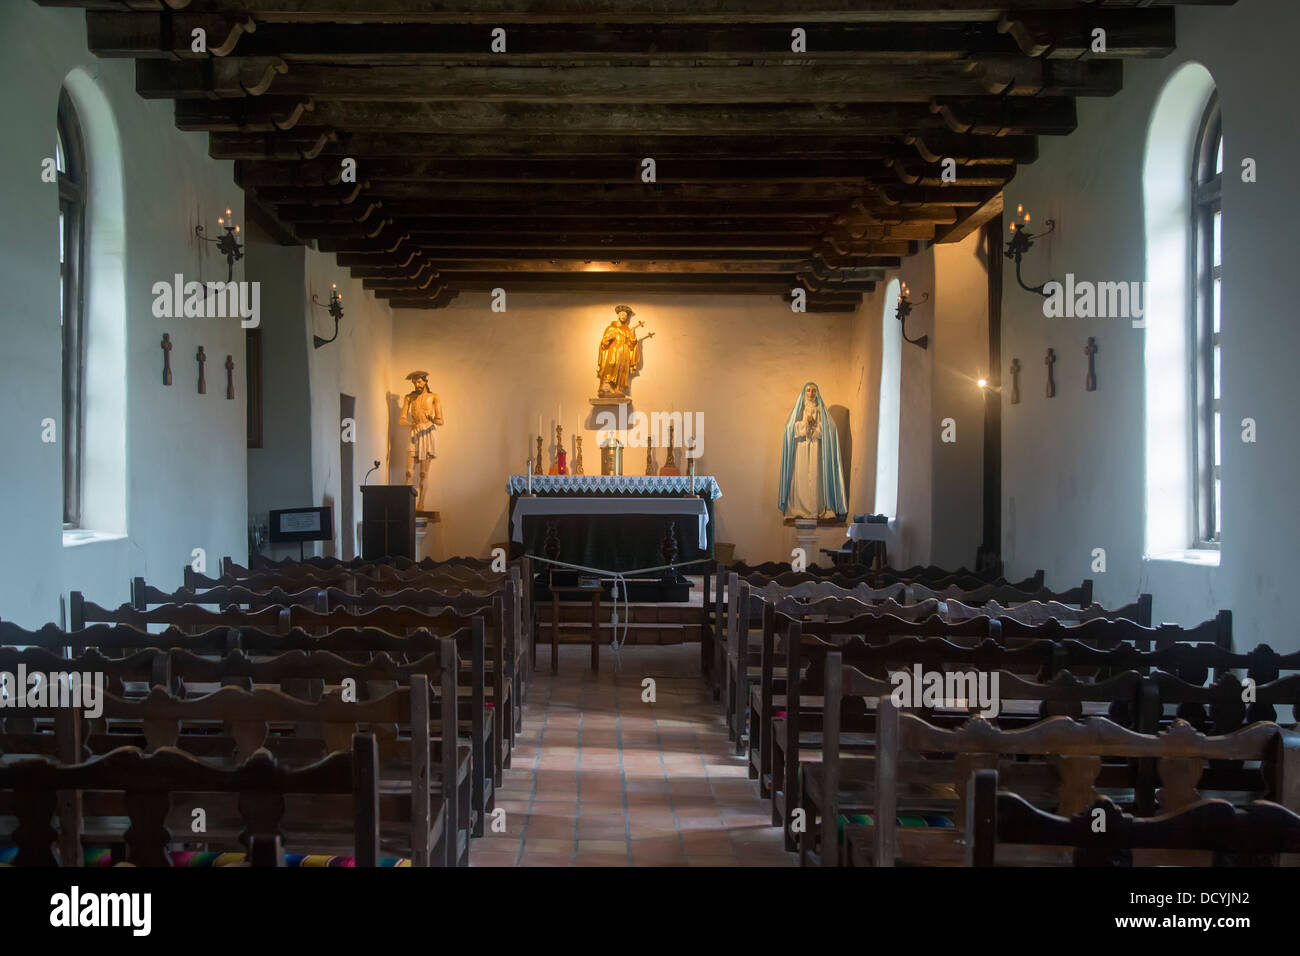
[399,370,443,514]
[595,305,654,400]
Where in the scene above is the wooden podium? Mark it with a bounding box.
[360,485,417,559]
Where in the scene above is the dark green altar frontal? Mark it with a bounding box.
[517,512,709,574]
[506,477,719,573]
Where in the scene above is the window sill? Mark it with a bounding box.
[1145,549,1221,568]
[62,529,127,549]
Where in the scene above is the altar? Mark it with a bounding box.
[505,474,722,601]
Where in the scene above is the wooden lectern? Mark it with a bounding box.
[360,485,417,559]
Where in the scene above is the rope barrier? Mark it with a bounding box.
[524,553,712,671]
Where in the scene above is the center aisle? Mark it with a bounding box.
[470,644,796,867]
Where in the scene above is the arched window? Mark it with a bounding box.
[1192,93,1222,547]
[60,69,127,542]
[1142,62,1217,560]
[58,88,87,528]
[874,278,902,517]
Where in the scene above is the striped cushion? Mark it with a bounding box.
[0,847,410,867]
[837,812,954,837]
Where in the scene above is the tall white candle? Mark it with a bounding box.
[537,413,542,438]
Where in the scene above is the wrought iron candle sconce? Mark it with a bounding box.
[896,281,929,349]
[1005,203,1057,297]
[195,207,243,282]
[311,283,345,349]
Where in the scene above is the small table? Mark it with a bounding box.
[549,581,604,673]
[846,518,898,569]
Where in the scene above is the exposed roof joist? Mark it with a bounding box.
[40,0,1235,310]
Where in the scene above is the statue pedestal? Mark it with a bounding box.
[589,395,632,406]
[794,518,819,564]
[416,517,432,561]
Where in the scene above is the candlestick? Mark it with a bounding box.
[535,435,544,475]
[526,457,533,495]
[574,434,584,475]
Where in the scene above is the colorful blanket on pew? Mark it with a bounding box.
[837,813,954,837]
[0,847,410,867]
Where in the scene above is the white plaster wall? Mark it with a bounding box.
[931,231,990,570]
[1000,0,1300,648]
[0,3,246,626]
[391,293,872,563]
[304,250,395,559]
[895,252,937,568]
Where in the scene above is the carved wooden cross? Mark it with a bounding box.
[1084,337,1098,392]
[225,354,236,400]
[161,333,173,386]
[196,345,207,394]
[1008,357,1021,405]
[1044,347,1056,398]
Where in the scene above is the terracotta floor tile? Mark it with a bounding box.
[469,644,795,868]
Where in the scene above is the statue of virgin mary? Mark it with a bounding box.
[777,382,848,520]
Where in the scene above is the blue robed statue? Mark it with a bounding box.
[777,382,848,520]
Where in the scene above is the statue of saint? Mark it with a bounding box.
[595,305,654,399]
[778,382,848,520]
[400,370,443,513]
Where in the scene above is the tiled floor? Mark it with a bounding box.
[470,643,795,867]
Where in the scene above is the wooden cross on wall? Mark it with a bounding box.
[1085,337,1098,392]
[1009,358,1021,405]
[196,346,207,394]
[1044,348,1056,398]
[161,333,173,386]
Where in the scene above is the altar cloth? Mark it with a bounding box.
[511,496,709,549]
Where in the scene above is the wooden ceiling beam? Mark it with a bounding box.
[252,181,881,204]
[177,100,949,135]
[293,218,831,239]
[232,157,1014,186]
[87,12,1177,61]
[999,7,1175,59]
[311,232,835,254]
[206,130,1029,164]
[177,97,1077,136]
[50,0,1235,26]
[138,59,1121,102]
[277,200,850,222]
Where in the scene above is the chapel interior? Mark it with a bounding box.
[2,0,1299,876]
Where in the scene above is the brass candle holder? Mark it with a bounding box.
[574,434,584,475]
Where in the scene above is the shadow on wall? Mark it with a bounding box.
[319,493,335,557]
[386,391,404,482]
[828,404,851,509]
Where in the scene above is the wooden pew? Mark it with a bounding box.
[6,677,464,866]
[0,738,381,867]
[967,773,1300,867]
[1,618,496,842]
[225,554,536,699]
[768,609,1235,849]
[125,578,521,771]
[824,667,1296,867]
